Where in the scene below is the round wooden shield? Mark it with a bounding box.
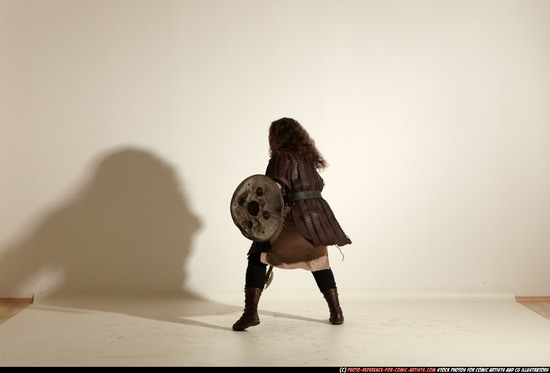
[230,174,285,242]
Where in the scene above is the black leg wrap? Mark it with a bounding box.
[245,252,267,290]
[312,268,337,292]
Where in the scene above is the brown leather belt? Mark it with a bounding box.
[288,190,322,204]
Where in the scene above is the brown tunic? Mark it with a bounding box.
[250,150,351,270]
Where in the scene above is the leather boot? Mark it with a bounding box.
[322,288,344,325]
[232,287,263,331]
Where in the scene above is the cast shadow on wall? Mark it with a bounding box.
[0,147,243,330]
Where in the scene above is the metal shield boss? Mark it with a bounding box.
[230,174,284,242]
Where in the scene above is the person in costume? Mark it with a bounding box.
[233,117,352,331]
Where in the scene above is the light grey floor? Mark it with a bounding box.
[1,289,550,367]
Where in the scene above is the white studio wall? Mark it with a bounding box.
[1,0,549,299]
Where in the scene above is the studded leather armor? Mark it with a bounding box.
[265,150,352,247]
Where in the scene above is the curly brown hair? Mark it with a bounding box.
[268,118,328,170]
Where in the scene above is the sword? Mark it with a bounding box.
[265,265,274,289]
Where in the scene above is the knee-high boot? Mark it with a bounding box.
[322,288,344,325]
[232,287,263,331]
